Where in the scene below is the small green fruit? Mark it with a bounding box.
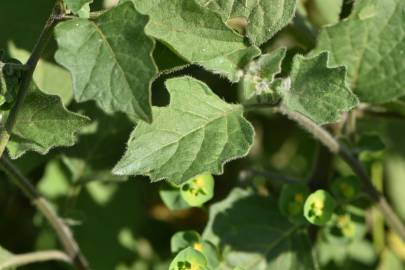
[169,247,209,270]
[180,173,214,207]
[304,190,336,226]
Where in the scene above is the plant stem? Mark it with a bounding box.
[0,250,70,269]
[0,1,63,157]
[278,106,405,241]
[0,156,90,270]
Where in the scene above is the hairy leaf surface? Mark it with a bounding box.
[313,0,405,103]
[6,84,89,159]
[281,52,358,124]
[113,76,254,184]
[55,2,157,122]
[132,0,259,81]
[196,0,296,45]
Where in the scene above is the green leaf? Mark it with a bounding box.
[134,0,246,62]
[305,0,343,28]
[169,247,209,270]
[6,84,89,159]
[304,189,336,226]
[196,0,297,45]
[132,0,258,81]
[180,173,215,207]
[281,52,358,124]
[312,0,405,103]
[113,76,254,184]
[203,188,317,270]
[64,0,93,18]
[55,2,157,122]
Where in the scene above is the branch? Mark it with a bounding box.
[278,106,405,242]
[0,1,63,156]
[0,156,90,270]
[0,250,70,270]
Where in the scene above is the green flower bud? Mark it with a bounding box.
[180,173,214,207]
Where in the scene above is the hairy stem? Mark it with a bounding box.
[0,156,90,270]
[278,106,405,241]
[0,250,70,269]
[0,1,63,157]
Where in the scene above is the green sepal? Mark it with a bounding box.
[331,175,361,201]
[278,184,310,224]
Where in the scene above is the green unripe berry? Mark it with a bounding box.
[169,247,209,270]
[304,190,336,226]
[180,173,214,207]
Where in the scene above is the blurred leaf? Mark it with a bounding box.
[38,159,70,199]
[0,245,14,270]
[61,102,131,184]
[385,157,405,221]
[317,238,376,267]
[305,0,343,28]
[378,249,405,270]
[203,188,317,269]
[8,42,73,105]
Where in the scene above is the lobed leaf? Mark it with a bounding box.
[132,0,259,81]
[196,0,297,45]
[312,0,405,103]
[281,52,358,124]
[6,84,89,159]
[113,76,254,184]
[55,2,157,122]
